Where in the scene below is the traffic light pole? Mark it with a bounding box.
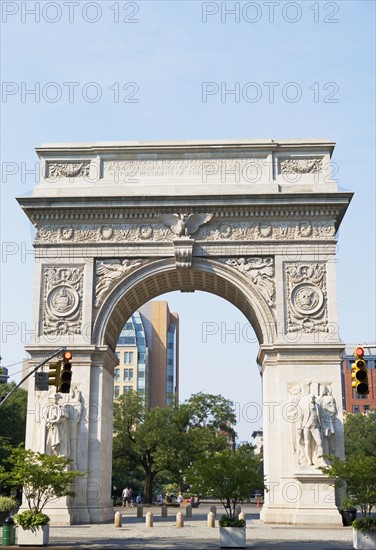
[0,347,66,407]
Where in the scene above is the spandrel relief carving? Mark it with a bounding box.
[285,263,328,333]
[221,257,275,307]
[287,382,338,469]
[42,266,84,336]
[95,259,146,307]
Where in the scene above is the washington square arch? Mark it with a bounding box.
[18,138,352,527]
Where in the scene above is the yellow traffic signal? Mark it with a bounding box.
[351,346,369,395]
[59,351,73,394]
[48,361,62,387]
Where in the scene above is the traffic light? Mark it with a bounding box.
[59,351,73,393]
[48,361,61,387]
[351,346,369,395]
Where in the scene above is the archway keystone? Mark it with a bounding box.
[18,139,352,525]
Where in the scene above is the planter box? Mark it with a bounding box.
[340,509,357,526]
[17,524,49,546]
[220,526,246,548]
[353,528,376,550]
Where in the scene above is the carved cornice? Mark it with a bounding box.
[29,207,342,224]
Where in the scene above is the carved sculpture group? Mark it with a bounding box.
[287,383,338,468]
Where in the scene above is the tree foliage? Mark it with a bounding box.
[0,382,27,464]
[0,447,85,517]
[320,454,376,516]
[186,444,264,518]
[112,391,237,503]
[344,412,376,458]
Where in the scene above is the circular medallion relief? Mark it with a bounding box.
[47,285,79,318]
[291,283,324,316]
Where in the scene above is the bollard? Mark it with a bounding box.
[207,511,215,528]
[146,511,153,527]
[114,510,122,528]
[161,505,168,517]
[210,505,217,517]
[185,503,192,518]
[235,504,241,516]
[176,511,184,528]
[239,512,246,525]
[137,505,143,518]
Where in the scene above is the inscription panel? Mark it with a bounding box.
[103,158,266,184]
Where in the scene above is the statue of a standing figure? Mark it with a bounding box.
[45,394,70,457]
[318,386,338,457]
[298,394,324,466]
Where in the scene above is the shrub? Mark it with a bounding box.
[14,510,50,530]
[352,516,376,533]
[219,515,245,527]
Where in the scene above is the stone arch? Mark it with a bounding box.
[93,258,277,351]
[18,139,352,528]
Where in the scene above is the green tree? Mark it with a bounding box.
[344,412,376,458]
[321,454,376,516]
[186,444,264,518]
[0,447,85,526]
[0,382,27,464]
[112,391,238,503]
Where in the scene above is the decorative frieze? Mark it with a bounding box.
[279,158,323,174]
[47,162,91,179]
[42,266,84,336]
[34,220,336,245]
[219,257,275,307]
[285,263,328,334]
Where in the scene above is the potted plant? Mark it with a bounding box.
[0,495,18,524]
[352,517,376,550]
[186,444,264,548]
[0,448,85,546]
[339,495,357,527]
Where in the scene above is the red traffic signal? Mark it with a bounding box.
[59,351,73,394]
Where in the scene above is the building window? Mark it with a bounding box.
[353,405,360,413]
[363,405,370,412]
[114,368,120,382]
[124,351,134,364]
[123,386,132,393]
[115,352,120,362]
[123,369,133,382]
[353,389,367,399]
[138,371,145,379]
[114,386,120,398]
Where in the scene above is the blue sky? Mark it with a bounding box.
[1,1,375,440]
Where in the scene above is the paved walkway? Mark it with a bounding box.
[1,505,354,549]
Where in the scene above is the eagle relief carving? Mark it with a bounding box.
[158,213,212,238]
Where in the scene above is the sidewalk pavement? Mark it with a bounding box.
[1,504,354,549]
